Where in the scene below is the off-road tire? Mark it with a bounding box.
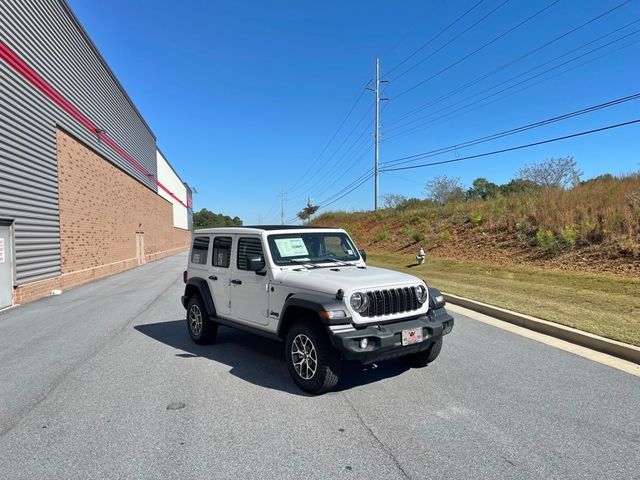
[285,319,342,394]
[186,295,218,345]
[402,337,443,368]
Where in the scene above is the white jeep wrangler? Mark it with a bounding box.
[181,226,454,394]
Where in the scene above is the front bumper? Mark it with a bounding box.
[327,307,454,364]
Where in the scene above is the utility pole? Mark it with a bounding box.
[367,58,387,210]
[374,58,380,211]
[280,186,285,225]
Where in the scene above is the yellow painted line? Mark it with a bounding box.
[448,303,640,377]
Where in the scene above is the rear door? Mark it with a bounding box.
[229,235,270,326]
[188,234,211,292]
[208,235,232,316]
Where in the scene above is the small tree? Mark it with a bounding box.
[297,199,320,222]
[382,193,408,209]
[516,157,582,189]
[466,177,499,200]
[425,175,464,204]
[499,179,540,196]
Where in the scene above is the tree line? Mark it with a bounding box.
[384,156,585,207]
[192,208,243,229]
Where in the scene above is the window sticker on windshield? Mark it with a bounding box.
[275,237,309,257]
[347,249,353,255]
[192,253,200,263]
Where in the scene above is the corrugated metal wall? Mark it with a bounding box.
[0,0,158,284]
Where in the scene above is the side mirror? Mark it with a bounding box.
[358,249,367,262]
[247,255,266,274]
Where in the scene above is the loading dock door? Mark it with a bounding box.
[0,225,13,308]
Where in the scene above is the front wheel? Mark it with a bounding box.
[402,337,442,368]
[285,320,342,394]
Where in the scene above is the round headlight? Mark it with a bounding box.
[415,285,428,304]
[350,292,369,312]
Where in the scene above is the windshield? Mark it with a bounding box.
[267,232,360,266]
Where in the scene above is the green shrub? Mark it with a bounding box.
[561,227,577,247]
[470,211,483,226]
[441,230,453,242]
[490,197,507,217]
[536,229,558,250]
[374,228,388,243]
[412,231,424,243]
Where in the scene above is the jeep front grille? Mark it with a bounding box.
[362,287,418,318]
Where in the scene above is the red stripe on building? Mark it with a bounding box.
[0,41,189,210]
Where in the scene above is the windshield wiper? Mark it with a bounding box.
[317,257,356,267]
[283,259,321,269]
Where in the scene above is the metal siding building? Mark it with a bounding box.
[0,0,192,307]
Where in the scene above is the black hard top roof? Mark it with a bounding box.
[241,225,332,231]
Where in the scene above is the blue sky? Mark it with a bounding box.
[67,0,640,224]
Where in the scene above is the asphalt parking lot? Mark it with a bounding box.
[1,253,638,479]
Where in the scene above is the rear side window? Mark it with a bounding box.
[191,236,209,264]
[212,236,232,268]
[237,237,263,270]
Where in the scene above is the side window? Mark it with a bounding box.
[191,236,210,265]
[237,237,263,270]
[212,236,232,268]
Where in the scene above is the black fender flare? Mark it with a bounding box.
[277,292,351,337]
[428,287,446,310]
[182,277,217,318]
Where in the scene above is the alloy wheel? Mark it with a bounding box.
[291,334,318,380]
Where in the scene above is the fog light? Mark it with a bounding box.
[359,338,368,349]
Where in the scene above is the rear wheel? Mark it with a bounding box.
[186,295,218,344]
[402,337,442,368]
[285,319,341,394]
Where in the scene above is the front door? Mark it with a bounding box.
[0,224,13,308]
[230,236,269,326]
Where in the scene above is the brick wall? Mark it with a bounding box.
[13,129,190,304]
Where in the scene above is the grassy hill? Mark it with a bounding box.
[313,174,640,277]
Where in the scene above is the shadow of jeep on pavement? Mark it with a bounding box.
[135,319,411,395]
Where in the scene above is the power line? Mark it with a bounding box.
[381,119,640,172]
[386,38,640,143]
[385,29,640,141]
[294,115,373,200]
[389,0,512,82]
[290,102,374,196]
[386,1,635,127]
[317,168,374,206]
[314,138,373,198]
[380,0,446,63]
[392,0,562,100]
[311,97,394,202]
[318,171,376,209]
[381,92,640,168]
[384,0,487,78]
[288,84,368,193]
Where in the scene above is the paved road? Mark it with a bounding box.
[1,253,638,479]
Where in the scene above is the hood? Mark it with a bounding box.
[274,265,424,295]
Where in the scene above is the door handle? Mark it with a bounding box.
[231,279,242,285]
[209,275,218,281]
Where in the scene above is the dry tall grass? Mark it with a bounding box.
[313,174,640,270]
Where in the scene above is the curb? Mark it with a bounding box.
[442,292,640,365]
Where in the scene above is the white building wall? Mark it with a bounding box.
[156,150,189,230]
